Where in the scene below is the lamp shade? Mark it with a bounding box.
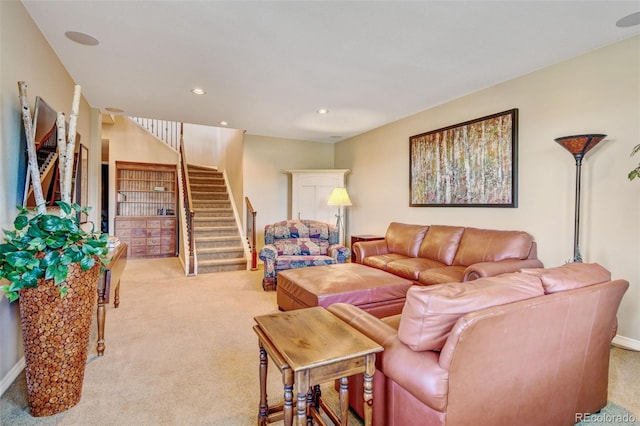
[554,134,606,160]
[327,187,352,206]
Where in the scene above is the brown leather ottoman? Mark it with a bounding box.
[276,263,414,318]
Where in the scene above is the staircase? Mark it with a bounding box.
[188,165,247,273]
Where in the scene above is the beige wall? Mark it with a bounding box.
[183,123,218,168]
[243,135,335,248]
[335,36,640,345]
[0,1,98,392]
[217,128,245,224]
[101,116,179,233]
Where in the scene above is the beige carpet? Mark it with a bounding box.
[0,258,360,425]
[1,257,638,425]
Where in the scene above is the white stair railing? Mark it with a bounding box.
[129,117,181,151]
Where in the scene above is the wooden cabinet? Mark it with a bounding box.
[114,161,177,257]
[114,217,176,257]
[287,169,350,224]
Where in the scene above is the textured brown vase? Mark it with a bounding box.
[18,261,100,417]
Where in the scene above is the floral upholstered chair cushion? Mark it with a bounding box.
[258,220,350,291]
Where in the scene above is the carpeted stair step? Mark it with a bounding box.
[190,184,226,192]
[194,217,236,227]
[189,176,225,183]
[197,258,247,273]
[192,201,231,209]
[197,246,245,260]
[195,235,243,249]
[194,225,239,237]
[189,171,223,178]
[193,207,233,218]
[191,191,229,201]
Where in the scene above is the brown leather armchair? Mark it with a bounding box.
[328,263,628,426]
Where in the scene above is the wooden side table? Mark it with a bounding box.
[350,235,384,263]
[253,307,382,426]
[96,242,128,356]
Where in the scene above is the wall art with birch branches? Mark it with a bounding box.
[410,109,518,207]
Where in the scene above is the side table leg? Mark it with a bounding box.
[258,343,268,425]
[114,278,121,308]
[96,277,106,356]
[283,369,294,426]
[363,354,376,426]
[306,390,313,426]
[295,370,310,426]
[339,377,349,425]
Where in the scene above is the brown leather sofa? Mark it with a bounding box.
[353,222,543,285]
[328,263,628,426]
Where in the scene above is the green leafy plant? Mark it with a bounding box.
[0,201,108,302]
[629,144,640,181]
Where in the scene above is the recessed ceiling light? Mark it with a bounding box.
[219,121,229,126]
[65,31,99,46]
[616,11,640,28]
[317,108,329,114]
[191,88,206,95]
[105,107,124,113]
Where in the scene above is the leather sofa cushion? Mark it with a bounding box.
[417,266,466,286]
[386,258,446,280]
[453,228,533,266]
[398,273,544,351]
[417,225,465,266]
[520,262,611,294]
[385,222,429,258]
[363,253,409,270]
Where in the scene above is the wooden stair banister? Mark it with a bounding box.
[179,124,196,275]
[245,197,257,271]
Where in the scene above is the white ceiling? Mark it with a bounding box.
[22,1,640,143]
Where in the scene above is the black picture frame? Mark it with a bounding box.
[409,109,518,207]
[74,144,89,223]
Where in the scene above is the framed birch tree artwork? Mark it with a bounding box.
[409,109,518,207]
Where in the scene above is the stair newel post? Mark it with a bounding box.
[189,210,196,265]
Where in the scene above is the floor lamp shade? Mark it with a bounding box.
[327,188,352,207]
[554,134,606,262]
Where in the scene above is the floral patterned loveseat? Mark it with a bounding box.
[258,220,351,291]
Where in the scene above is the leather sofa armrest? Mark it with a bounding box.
[352,240,389,264]
[463,258,544,281]
[328,244,351,263]
[328,303,397,346]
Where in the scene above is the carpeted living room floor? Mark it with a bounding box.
[1,257,638,425]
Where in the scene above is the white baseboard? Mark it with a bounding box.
[612,335,640,351]
[0,357,25,397]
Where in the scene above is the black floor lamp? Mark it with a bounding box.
[554,133,606,263]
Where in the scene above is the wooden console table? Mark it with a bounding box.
[253,307,382,426]
[96,242,128,356]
